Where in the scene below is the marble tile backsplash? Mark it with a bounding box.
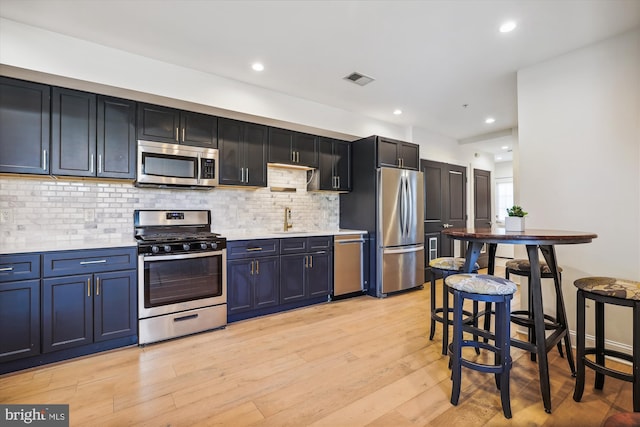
[0,167,339,245]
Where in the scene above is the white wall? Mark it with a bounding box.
[517,29,640,348]
[0,18,405,141]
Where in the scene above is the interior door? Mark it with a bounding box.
[421,160,467,279]
[473,168,492,268]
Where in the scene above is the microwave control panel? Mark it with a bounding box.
[201,158,216,179]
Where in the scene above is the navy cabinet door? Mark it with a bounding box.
[400,143,419,170]
[227,259,254,314]
[51,87,97,177]
[280,254,306,303]
[317,137,335,190]
[181,111,217,148]
[0,77,50,175]
[244,122,268,187]
[97,96,136,179]
[294,132,318,168]
[94,270,137,342]
[333,140,351,191]
[307,251,332,298]
[42,274,93,353]
[0,279,40,363]
[253,256,279,309]
[137,103,180,143]
[218,118,245,185]
[268,127,293,164]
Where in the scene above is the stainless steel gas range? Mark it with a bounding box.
[134,210,227,344]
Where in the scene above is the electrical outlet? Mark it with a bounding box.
[0,209,12,224]
[84,208,95,222]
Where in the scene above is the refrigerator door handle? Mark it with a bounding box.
[383,245,424,255]
[405,175,410,237]
[399,175,405,238]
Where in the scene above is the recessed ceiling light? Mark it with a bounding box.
[499,21,517,33]
[485,117,496,124]
[393,109,403,115]
[501,145,509,150]
[496,156,503,161]
[252,62,264,72]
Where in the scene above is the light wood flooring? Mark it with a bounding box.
[0,270,635,426]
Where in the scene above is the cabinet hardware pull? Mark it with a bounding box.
[90,154,94,174]
[246,247,263,252]
[241,168,245,183]
[96,277,100,296]
[176,127,179,142]
[337,176,340,189]
[0,267,14,272]
[42,149,48,171]
[182,128,185,142]
[98,154,102,174]
[87,278,91,297]
[256,260,259,274]
[309,255,313,268]
[80,259,107,265]
[304,255,308,268]
[250,260,254,275]
[296,151,300,163]
[245,168,249,183]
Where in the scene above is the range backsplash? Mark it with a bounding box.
[0,167,339,245]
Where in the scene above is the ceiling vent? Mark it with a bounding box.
[343,72,375,86]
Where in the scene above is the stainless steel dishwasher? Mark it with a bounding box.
[333,233,365,297]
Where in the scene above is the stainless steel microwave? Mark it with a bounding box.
[136,140,218,189]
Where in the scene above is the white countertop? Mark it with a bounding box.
[1,238,137,255]
[221,229,368,241]
[1,230,368,255]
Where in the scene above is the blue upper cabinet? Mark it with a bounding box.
[268,127,318,168]
[137,102,217,148]
[0,77,51,175]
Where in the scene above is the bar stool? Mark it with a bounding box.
[445,273,517,419]
[573,277,640,412]
[506,259,568,365]
[429,257,479,355]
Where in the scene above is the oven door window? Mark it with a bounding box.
[142,152,197,179]
[144,255,222,307]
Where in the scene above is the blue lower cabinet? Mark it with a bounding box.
[0,279,40,363]
[227,256,279,315]
[227,236,333,322]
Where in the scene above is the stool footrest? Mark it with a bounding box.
[582,349,635,383]
[510,310,560,330]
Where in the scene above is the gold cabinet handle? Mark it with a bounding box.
[250,260,254,275]
[96,277,100,296]
[87,278,91,297]
[176,127,179,142]
[309,255,313,268]
[256,260,259,275]
[182,127,185,142]
[247,247,263,252]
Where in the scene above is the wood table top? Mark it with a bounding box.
[442,227,598,245]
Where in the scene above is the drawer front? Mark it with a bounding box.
[227,239,280,259]
[308,236,333,251]
[43,247,137,277]
[279,238,308,255]
[0,254,41,283]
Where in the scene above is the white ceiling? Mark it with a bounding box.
[1,0,639,159]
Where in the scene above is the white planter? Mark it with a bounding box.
[505,216,525,232]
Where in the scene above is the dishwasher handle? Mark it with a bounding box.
[335,239,364,245]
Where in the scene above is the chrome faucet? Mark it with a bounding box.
[284,207,293,231]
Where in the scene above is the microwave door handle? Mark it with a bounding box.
[196,153,201,185]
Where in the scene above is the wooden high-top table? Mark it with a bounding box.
[442,227,597,414]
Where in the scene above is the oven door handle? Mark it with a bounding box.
[141,251,224,262]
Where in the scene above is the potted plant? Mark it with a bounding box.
[505,205,527,231]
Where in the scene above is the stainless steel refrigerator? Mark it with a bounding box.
[376,167,424,296]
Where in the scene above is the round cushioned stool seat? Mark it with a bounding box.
[430,257,479,271]
[445,273,517,419]
[446,273,518,295]
[505,259,562,274]
[428,257,480,355]
[574,277,640,300]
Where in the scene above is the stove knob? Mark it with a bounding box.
[182,243,191,251]
[200,243,208,250]
[151,245,160,254]
[210,242,218,250]
[163,245,172,253]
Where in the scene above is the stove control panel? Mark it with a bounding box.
[138,238,226,256]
